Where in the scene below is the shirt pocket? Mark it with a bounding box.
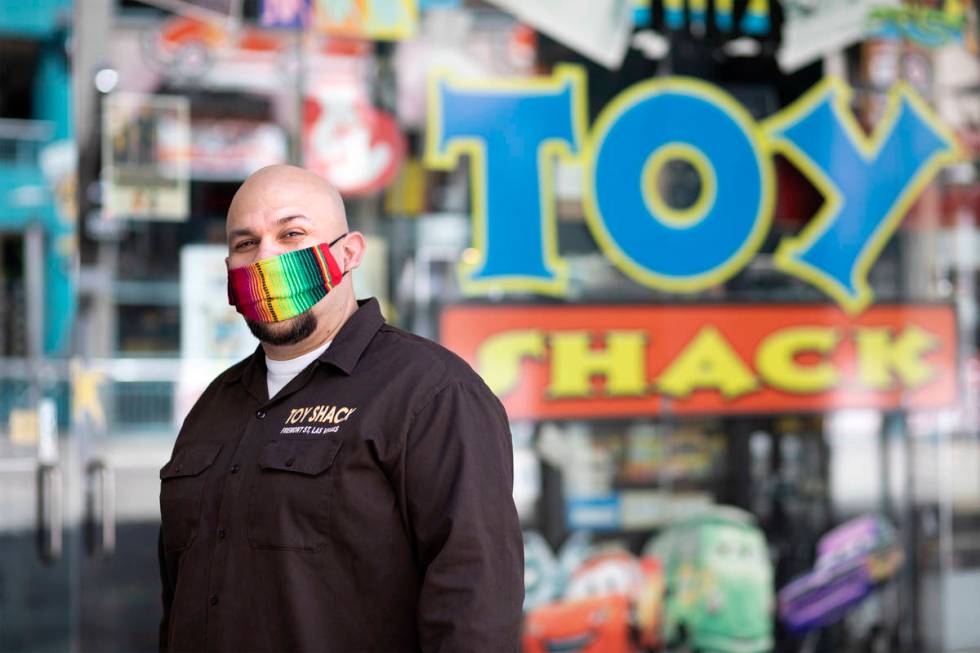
[247,437,343,552]
[159,443,222,552]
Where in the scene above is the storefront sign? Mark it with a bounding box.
[440,305,957,418]
[426,67,959,314]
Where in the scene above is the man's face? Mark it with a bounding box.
[226,172,348,346]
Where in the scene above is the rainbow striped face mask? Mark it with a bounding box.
[227,234,347,323]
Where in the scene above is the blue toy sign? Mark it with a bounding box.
[426,67,960,314]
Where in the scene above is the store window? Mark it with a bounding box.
[0,1,978,652]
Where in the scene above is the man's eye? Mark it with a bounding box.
[235,240,255,250]
[284,230,304,238]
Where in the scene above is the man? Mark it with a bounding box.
[158,165,524,652]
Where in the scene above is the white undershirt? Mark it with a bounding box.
[265,340,331,399]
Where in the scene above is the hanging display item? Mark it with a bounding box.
[102,92,191,221]
[260,0,313,28]
[778,0,900,72]
[481,0,633,70]
[314,0,418,40]
[634,0,774,37]
[144,16,284,81]
[304,87,407,196]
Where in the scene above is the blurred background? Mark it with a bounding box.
[0,1,978,652]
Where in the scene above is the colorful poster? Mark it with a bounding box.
[779,0,900,72]
[260,0,313,27]
[868,1,969,48]
[440,304,958,419]
[314,0,418,40]
[482,0,633,70]
[103,93,190,221]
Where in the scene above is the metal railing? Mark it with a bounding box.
[0,356,237,438]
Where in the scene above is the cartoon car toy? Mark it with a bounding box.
[778,514,903,635]
[523,594,635,653]
[646,505,774,653]
[522,544,664,653]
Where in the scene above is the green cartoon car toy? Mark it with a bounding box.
[645,505,774,653]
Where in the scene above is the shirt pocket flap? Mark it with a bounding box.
[160,443,223,480]
[258,439,342,476]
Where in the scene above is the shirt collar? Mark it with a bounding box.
[224,297,385,389]
[316,297,385,375]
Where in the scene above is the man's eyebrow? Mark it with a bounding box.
[228,215,311,240]
[276,214,311,226]
[228,227,255,240]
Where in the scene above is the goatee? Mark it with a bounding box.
[245,311,317,346]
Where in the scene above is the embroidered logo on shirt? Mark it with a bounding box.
[279,404,356,436]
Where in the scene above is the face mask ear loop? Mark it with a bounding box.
[328,232,350,278]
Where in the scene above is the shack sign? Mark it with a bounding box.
[441,305,957,418]
[426,67,960,315]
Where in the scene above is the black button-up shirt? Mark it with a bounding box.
[158,299,523,652]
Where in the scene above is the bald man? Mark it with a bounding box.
[158,166,523,652]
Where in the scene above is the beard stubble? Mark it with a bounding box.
[245,310,318,346]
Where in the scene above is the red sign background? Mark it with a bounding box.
[440,305,958,419]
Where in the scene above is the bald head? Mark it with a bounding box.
[227,164,348,241]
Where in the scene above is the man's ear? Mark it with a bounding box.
[342,231,367,271]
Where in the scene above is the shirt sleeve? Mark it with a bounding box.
[158,528,174,652]
[403,379,524,652]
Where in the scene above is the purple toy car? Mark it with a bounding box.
[778,515,904,635]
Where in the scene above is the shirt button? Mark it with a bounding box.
[230,464,240,474]
[256,410,266,419]
[217,528,226,541]
[209,595,219,606]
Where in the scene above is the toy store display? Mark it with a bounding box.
[646,506,775,653]
[521,505,776,653]
[778,514,904,635]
